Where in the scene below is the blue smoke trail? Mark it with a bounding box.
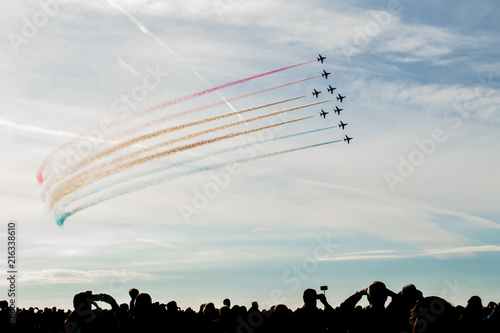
[53,126,337,221]
[55,138,341,225]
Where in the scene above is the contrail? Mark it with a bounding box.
[104,0,315,121]
[37,61,314,184]
[117,57,140,77]
[45,99,331,202]
[48,116,315,209]
[54,139,342,225]
[42,95,307,192]
[0,118,77,139]
[53,126,338,216]
[132,60,315,118]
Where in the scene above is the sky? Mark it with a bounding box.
[0,0,499,311]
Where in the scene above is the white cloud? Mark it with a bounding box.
[349,79,500,122]
[10,269,154,285]
[317,245,500,262]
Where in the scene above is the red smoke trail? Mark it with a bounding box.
[37,61,315,184]
[133,60,315,118]
[116,76,320,139]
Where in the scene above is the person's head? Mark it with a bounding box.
[129,288,139,300]
[134,293,152,317]
[219,305,231,319]
[401,284,423,304]
[303,288,318,308]
[466,295,482,311]
[367,281,388,308]
[486,301,497,310]
[72,292,92,312]
[166,301,178,312]
[251,301,259,309]
[274,304,290,319]
[410,296,455,333]
[223,298,231,307]
[203,302,216,317]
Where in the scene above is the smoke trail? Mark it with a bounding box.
[46,100,330,202]
[42,95,307,192]
[55,139,342,225]
[115,76,320,139]
[39,77,318,185]
[48,116,315,209]
[53,126,338,215]
[37,62,314,184]
[134,60,315,118]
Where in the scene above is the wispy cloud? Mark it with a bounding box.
[317,245,500,262]
[349,79,500,122]
[137,238,176,249]
[294,177,500,230]
[1,269,155,286]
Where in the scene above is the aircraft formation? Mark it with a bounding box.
[315,54,353,144]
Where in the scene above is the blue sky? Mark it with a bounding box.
[1,0,499,310]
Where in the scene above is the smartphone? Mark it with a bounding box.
[320,286,328,291]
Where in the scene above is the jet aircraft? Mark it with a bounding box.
[317,54,326,63]
[338,121,347,130]
[337,94,346,103]
[327,85,336,94]
[344,135,353,144]
[312,89,321,98]
[321,70,331,79]
[319,110,329,118]
[334,106,343,115]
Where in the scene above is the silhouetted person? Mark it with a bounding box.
[248,301,259,314]
[165,301,186,333]
[212,305,236,333]
[223,298,231,308]
[340,281,398,333]
[483,302,500,333]
[409,296,457,333]
[0,300,11,332]
[193,302,218,332]
[486,301,497,313]
[117,303,129,326]
[387,284,424,332]
[458,295,484,333]
[128,288,139,319]
[64,291,119,333]
[266,304,293,333]
[122,292,162,332]
[293,288,335,333]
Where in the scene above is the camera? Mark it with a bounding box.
[85,291,104,302]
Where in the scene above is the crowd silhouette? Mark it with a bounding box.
[1,281,499,332]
